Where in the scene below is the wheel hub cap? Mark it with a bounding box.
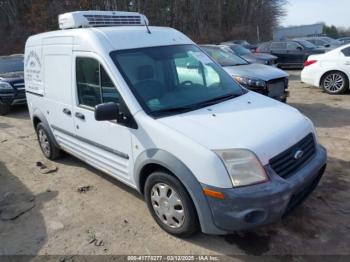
[38,129,50,156]
[151,183,185,228]
[324,73,344,93]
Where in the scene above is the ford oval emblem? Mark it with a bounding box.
[294,150,304,160]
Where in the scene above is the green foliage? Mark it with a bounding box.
[324,25,339,38]
[0,0,286,55]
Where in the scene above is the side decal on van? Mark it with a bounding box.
[25,49,43,93]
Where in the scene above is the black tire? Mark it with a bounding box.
[0,103,11,116]
[36,123,62,160]
[321,71,349,94]
[144,171,199,238]
[281,97,287,103]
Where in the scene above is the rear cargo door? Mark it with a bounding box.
[42,37,77,149]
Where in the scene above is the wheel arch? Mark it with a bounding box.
[134,149,225,235]
[32,110,61,149]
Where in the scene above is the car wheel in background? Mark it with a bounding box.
[0,103,11,116]
[36,123,62,160]
[321,71,349,94]
[145,171,199,238]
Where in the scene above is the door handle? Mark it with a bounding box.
[344,62,350,65]
[63,108,71,116]
[75,112,85,120]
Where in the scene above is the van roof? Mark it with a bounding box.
[26,26,193,53]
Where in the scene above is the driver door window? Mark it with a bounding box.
[76,57,121,108]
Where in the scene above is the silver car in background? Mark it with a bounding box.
[201,45,289,102]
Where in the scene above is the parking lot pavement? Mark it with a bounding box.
[0,70,349,257]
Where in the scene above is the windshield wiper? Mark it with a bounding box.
[153,93,239,116]
[153,105,197,115]
[195,93,239,107]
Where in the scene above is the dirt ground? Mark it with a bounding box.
[0,70,349,258]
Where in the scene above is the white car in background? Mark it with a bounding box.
[301,44,350,94]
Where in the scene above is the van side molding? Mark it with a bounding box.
[50,125,129,160]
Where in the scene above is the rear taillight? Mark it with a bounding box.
[304,60,317,67]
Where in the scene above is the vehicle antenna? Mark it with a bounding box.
[144,16,151,34]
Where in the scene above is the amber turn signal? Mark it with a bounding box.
[203,188,224,199]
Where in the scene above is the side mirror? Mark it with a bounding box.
[95,102,119,121]
[297,46,303,51]
[324,44,331,48]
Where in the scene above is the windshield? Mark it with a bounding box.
[201,47,249,66]
[231,45,251,55]
[296,40,317,49]
[111,45,244,117]
[0,57,24,74]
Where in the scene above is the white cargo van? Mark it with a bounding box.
[25,11,327,237]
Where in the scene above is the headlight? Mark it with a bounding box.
[215,149,269,187]
[234,76,266,88]
[0,82,13,91]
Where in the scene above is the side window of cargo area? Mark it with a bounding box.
[76,57,121,108]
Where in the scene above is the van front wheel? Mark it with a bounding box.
[36,123,62,160]
[144,171,199,238]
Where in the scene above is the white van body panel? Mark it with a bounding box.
[158,92,313,166]
[25,26,316,189]
[131,111,233,188]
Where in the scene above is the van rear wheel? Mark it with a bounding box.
[36,123,62,160]
[144,171,199,238]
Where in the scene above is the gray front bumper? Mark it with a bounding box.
[202,145,327,233]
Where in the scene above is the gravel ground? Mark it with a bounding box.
[0,70,349,258]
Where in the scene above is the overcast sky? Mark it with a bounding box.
[281,0,349,28]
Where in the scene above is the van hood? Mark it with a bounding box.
[158,92,314,165]
[223,63,288,81]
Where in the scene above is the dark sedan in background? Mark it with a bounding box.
[0,55,25,115]
[201,45,289,102]
[223,43,277,65]
[221,40,258,52]
[256,40,325,68]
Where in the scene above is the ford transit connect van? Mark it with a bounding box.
[25,11,327,237]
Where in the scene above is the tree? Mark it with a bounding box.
[0,0,287,55]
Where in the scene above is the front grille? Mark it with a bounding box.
[249,87,268,95]
[270,133,316,178]
[267,78,286,98]
[13,82,25,90]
